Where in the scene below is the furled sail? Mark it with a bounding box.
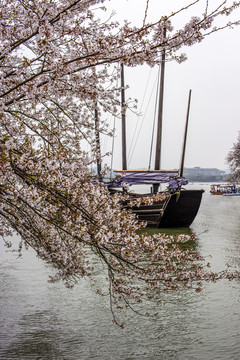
[109,171,188,189]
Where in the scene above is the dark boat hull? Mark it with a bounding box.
[131,189,204,228]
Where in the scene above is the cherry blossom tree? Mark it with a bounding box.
[1,0,240,325]
[226,131,240,182]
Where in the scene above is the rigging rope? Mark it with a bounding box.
[110,116,116,179]
[110,64,120,176]
[128,70,158,167]
[127,67,152,163]
[148,65,161,171]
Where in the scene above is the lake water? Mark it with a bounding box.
[1,183,240,360]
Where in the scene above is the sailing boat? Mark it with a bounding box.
[109,59,204,228]
[110,171,204,228]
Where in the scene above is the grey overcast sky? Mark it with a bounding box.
[101,0,240,171]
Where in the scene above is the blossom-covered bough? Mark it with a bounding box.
[227,131,240,182]
[1,0,240,326]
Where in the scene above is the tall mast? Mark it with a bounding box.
[94,102,102,181]
[180,89,192,177]
[154,27,166,171]
[121,63,127,170]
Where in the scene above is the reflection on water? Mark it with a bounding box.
[1,183,240,360]
[3,311,62,360]
[139,226,193,236]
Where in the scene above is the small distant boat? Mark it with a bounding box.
[210,184,240,196]
[223,192,240,196]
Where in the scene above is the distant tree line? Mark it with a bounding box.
[182,168,226,182]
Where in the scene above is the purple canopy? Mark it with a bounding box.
[109,171,188,188]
